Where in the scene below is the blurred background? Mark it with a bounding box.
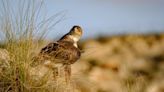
[45,0,164,39]
[0,0,164,92]
[48,1,164,92]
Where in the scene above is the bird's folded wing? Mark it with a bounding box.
[40,42,72,63]
[40,42,59,54]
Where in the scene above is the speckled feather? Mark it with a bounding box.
[40,41,81,64]
[31,25,83,83]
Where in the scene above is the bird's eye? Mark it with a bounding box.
[71,26,82,35]
[75,28,81,33]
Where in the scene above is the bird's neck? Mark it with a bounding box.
[68,35,79,42]
[59,35,79,48]
[68,35,79,48]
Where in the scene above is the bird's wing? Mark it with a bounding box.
[40,42,59,54]
[40,42,72,64]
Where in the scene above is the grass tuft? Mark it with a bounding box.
[0,0,67,91]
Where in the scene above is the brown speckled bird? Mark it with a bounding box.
[31,25,83,83]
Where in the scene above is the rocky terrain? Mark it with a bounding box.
[72,34,164,92]
[0,34,164,92]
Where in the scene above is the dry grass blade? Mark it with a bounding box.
[0,0,66,92]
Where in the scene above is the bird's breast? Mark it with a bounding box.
[67,46,81,64]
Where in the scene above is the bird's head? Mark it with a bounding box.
[68,25,83,42]
[59,25,83,47]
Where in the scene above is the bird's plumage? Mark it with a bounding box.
[31,25,83,83]
[40,41,81,64]
[31,25,83,66]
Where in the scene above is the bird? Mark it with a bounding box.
[31,25,83,83]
